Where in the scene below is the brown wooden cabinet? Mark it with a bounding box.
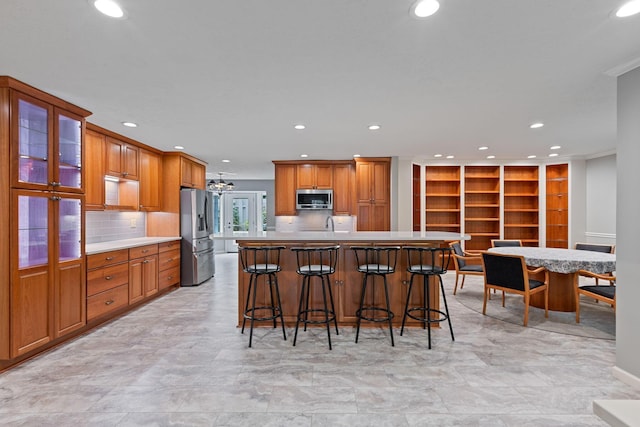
[332,162,354,215]
[180,156,206,189]
[464,165,500,251]
[85,129,106,210]
[424,165,461,233]
[129,244,159,303]
[158,240,181,290]
[105,137,139,180]
[546,163,569,248]
[86,249,129,321]
[274,163,297,216]
[503,165,539,246]
[297,164,333,189]
[355,157,390,231]
[139,148,162,211]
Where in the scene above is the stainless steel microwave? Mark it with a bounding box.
[296,189,333,210]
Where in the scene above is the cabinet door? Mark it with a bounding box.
[139,149,162,211]
[355,161,373,204]
[143,255,159,297]
[12,94,53,190]
[55,110,83,193]
[122,144,139,180]
[54,194,85,337]
[371,161,390,204]
[180,157,193,187]
[332,163,353,215]
[274,164,297,215]
[296,164,315,189]
[315,164,333,189]
[85,129,105,210]
[191,162,205,189]
[129,258,144,304]
[105,137,123,178]
[12,190,53,357]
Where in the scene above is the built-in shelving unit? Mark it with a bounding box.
[503,165,539,246]
[546,163,569,248]
[412,164,421,231]
[425,166,460,232]
[464,165,500,251]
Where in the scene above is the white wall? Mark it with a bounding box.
[585,154,616,244]
[615,66,640,385]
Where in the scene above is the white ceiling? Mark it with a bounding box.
[2,0,639,179]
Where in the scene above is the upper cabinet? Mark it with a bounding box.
[180,156,205,189]
[332,162,354,215]
[297,164,333,189]
[105,137,139,180]
[85,129,106,210]
[274,163,297,216]
[139,149,162,211]
[10,91,87,194]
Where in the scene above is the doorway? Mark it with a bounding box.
[222,191,266,252]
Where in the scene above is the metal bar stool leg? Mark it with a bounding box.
[439,274,455,341]
[241,273,254,334]
[400,274,415,336]
[273,273,287,341]
[249,273,259,348]
[326,274,339,335]
[355,273,369,344]
[424,274,432,350]
[320,275,332,350]
[383,274,395,347]
[268,273,277,329]
[293,275,307,347]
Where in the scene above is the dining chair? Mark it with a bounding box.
[575,243,616,286]
[575,270,616,323]
[481,252,549,326]
[448,241,483,295]
[490,239,523,247]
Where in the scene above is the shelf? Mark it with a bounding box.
[465,190,499,194]
[504,224,539,228]
[426,178,460,182]
[504,178,538,182]
[426,223,461,227]
[547,177,568,182]
[505,193,538,197]
[467,232,500,237]
[465,204,499,208]
[426,209,460,212]
[465,218,500,222]
[504,208,538,212]
[426,193,460,197]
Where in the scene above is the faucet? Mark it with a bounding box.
[325,215,335,232]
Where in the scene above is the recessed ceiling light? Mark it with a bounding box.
[353,154,361,158]
[549,153,559,157]
[487,155,496,159]
[616,0,640,17]
[411,0,440,18]
[368,124,381,131]
[92,0,125,18]
[174,145,184,150]
[478,146,489,151]
[550,145,561,150]
[294,124,305,130]
[122,121,137,128]
[434,154,443,158]
[446,155,454,159]
[222,159,230,163]
[300,154,308,158]
[527,155,537,159]
[530,122,544,129]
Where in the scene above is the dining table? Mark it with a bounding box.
[487,246,616,312]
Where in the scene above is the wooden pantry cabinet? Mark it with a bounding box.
[355,157,390,231]
[424,165,461,233]
[1,77,91,360]
[464,165,500,251]
[503,165,539,246]
[546,163,569,248]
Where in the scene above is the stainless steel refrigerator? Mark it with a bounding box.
[180,188,215,286]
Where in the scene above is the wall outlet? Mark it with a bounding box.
[130,218,137,228]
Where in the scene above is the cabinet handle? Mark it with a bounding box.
[105,275,113,280]
[105,299,114,305]
[49,181,61,187]
[142,249,149,253]
[122,172,129,177]
[105,256,115,260]
[143,259,150,264]
[167,275,173,280]
[167,258,173,262]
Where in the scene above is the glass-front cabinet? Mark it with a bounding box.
[12,92,84,193]
[12,189,85,357]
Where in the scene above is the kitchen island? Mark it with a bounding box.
[226,231,467,327]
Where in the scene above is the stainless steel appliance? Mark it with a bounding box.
[296,188,333,210]
[180,188,215,286]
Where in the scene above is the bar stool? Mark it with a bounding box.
[401,246,454,349]
[291,245,340,350]
[351,246,400,346]
[239,245,287,348]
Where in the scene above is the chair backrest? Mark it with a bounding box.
[239,245,286,274]
[449,241,467,268]
[291,245,340,275]
[351,246,400,274]
[404,246,452,275]
[491,239,522,247]
[481,252,528,292]
[574,242,615,254]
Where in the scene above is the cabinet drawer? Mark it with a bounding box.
[159,240,180,253]
[159,248,180,271]
[87,284,129,321]
[129,244,158,259]
[159,266,180,290]
[87,249,129,270]
[87,262,129,296]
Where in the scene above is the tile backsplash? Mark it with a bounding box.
[86,211,146,244]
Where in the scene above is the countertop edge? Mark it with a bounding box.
[86,237,182,255]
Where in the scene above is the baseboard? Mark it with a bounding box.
[612,366,640,390]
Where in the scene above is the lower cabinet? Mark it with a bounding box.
[158,241,181,290]
[129,244,159,303]
[87,249,129,321]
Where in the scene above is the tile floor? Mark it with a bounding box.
[1,253,638,426]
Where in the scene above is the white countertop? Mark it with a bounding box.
[86,237,181,255]
[213,231,468,242]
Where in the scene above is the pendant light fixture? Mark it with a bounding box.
[207,173,235,195]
